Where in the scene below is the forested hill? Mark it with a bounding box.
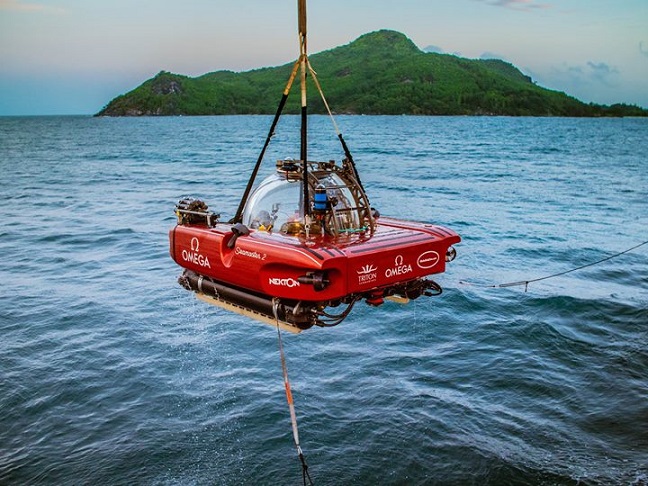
[96,30,646,117]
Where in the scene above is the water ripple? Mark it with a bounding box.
[1,115,647,485]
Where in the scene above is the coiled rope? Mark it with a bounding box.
[273,300,314,486]
[460,239,648,291]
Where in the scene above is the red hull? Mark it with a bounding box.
[169,217,460,303]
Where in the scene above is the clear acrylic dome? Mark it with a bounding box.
[242,172,304,232]
[242,164,366,236]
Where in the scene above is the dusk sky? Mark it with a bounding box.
[1,0,646,115]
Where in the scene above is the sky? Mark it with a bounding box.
[0,0,646,115]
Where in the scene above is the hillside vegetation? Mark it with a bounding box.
[96,30,647,117]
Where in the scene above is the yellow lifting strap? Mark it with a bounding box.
[298,0,307,37]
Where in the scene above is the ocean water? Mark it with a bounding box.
[1,114,646,485]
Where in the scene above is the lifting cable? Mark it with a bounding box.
[273,300,314,486]
[306,61,366,192]
[460,239,648,291]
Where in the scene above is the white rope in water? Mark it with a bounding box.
[272,300,314,486]
[460,239,648,291]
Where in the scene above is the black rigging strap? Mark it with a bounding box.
[229,60,301,224]
[299,4,310,218]
[338,134,365,192]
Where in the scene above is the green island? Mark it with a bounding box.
[96,30,647,117]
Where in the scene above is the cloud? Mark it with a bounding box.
[586,62,619,85]
[549,61,620,90]
[473,0,551,11]
[0,0,64,13]
[423,45,444,54]
[480,51,508,61]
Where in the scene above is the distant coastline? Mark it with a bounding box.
[96,30,648,118]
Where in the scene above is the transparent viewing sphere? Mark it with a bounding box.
[242,162,367,236]
[242,172,304,233]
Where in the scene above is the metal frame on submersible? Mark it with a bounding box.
[229,0,372,233]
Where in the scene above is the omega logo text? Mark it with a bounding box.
[182,237,211,268]
[385,254,413,279]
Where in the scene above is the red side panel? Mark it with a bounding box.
[342,220,460,293]
[169,217,460,302]
[170,224,349,301]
